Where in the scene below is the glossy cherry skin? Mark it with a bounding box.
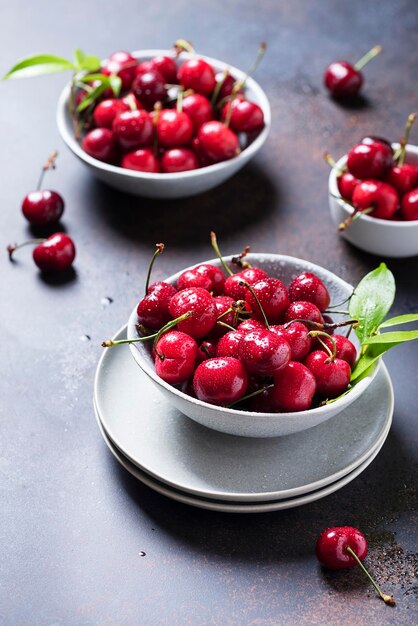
[223,268,269,300]
[197,121,239,162]
[137,281,177,330]
[271,362,316,412]
[157,110,194,147]
[361,135,393,151]
[112,110,153,151]
[236,319,265,334]
[347,141,393,180]
[22,190,64,226]
[240,329,291,376]
[102,51,138,90]
[386,164,418,196]
[178,58,216,95]
[190,136,216,167]
[221,97,264,133]
[337,172,360,201]
[401,188,418,220]
[121,149,160,173]
[205,295,236,340]
[182,93,213,133]
[316,526,368,570]
[148,55,178,83]
[320,334,357,367]
[216,330,244,359]
[288,272,330,312]
[177,264,225,295]
[93,98,130,129]
[352,180,399,219]
[270,322,312,362]
[245,278,290,324]
[33,233,76,272]
[284,301,324,326]
[304,350,351,397]
[154,331,198,385]
[193,357,248,406]
[324,61,363,98]
[214,72,240,102]
[132,70,167,109]
[161,148,199,173]
[168,287,217,338]
[196,340,217,364]
[82,128,115,162]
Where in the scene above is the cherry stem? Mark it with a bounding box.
[336,196,374,231]
[353,45,382,71]
[233,42,267,93]
[231,246,252,269]
[228,383,274,408]
[345,546,396,606]
[223,93,235,128]
[324,309,349,316]
[324,151,347,177]
[327,292,354,309]
[153,312,194,360]
[396,112,417,166]
[216,320,236,332]
[174,39,195,55]
[124,94,138,111]
[211,69,229,106]
[239,280,270,330]
[7,238,46,261]
[37,150,58,190]
[232,299,246,326]
[210,231,233,276]
[152,102,162,158]
[102,332,157,348]
[145,243,165,295]
[284,318,359,331]
[176,87,184,113]
[308,330,336,362]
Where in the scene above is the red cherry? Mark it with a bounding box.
[288,272,330,312]
[271,362,316,412]
[216,330,244,359]
[197,121,240,162]
[135,61,155,77]
[387,164,418,196]
[22,190,64,226]
[361,135,393,151]
[316,527,368,570]
[324,61,363,98]
[168,287,217,338]
[177,264,225,295]
[121,149,160,173]
[270,322,312,362]
[347,141,393,180]
[32,233,76,272]
[214,72,240,102]
[401,188,418,220]
[154,331,198,384]
[304,350,351,397]
[132,70,167,109]
[352,180,399,219]
[193,357,248,406]
[178,58,216,95]
[112,110,153,151]
[102,51,138,90]
[245,278,290,324]
[196,340,217,364]
[190,136,216,167]
[161,148,199,173]
[320,334,357,367]
[206,295,236,340]
[137,281,177,330]
[148,55,178,83]
[284,301,324,327]
[236,319,265,334]
[157,110,193,147]
[182,93,213,133]
[221,97,264,133]
[240,329,291,376]
[223,268,269,300]
[82,128,115,162]
[337,172,360,201]
[93,98,130,129]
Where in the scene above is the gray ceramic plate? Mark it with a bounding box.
[94,325,394,502]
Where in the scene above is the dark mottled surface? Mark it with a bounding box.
[1,1,417,625]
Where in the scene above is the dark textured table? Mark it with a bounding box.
[1,1,417,624]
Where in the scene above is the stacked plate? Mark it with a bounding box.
[94,326,394,513]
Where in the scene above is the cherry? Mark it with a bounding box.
[361,135,393,151]
[304,350,351,397]
[137,281,177,329]
[197,121,240,162]
[240,328,291,376]
[102,51,138,90]
[337,172,360,201]
[82,128,115,162]
[132,70,167,109]
[401,188,418,220]
[196,340,217,364]
[157,109,193,147]
[216,330,244,359]
[147,55,178,83]
[121,149,160,173]
[223,268,269,300]
[221,97,264,133]
[177,264,225,295]
[352,180,399,220]
[154,330,198,384]
[387,164,418,196]
[21,151,64,226]
[236,319,265,334]
[93,98,130,129]
[271,362,316,412]
[190,136,216,167]
[112,110,153,151]
[193,357,248,406]
[270,322,312,362]
[213,72,239,102]
[316,526,395,606]
[324,45,382,98]
[288,272,330,312]
[135,61,155,77]
[178,58,216,95]
[8,233,76,272]
[319,334,357,367]
[168,287,217,338]
[182,93,213,133]
[284,301,324,326]
[347,141,393,180]
[244,278,290,324]
[207,295,237,340]
[161,148,199,173]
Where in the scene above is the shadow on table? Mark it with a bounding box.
[86,163,279,246]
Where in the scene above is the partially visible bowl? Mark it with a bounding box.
[56,49,271,199]
[127,253,381,438]
[329,143,418,258]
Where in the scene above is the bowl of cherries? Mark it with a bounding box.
[56,44,270,199]
[104,236,382,438]
[328,114,418,257]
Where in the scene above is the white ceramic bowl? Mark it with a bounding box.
[329,143,418,258]
[56,49,271,199]
[126,253,380,438]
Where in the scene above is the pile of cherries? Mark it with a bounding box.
[105,236,358,412]
[329,113,418,229]
[80,43,266,173]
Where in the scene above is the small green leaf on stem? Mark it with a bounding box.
[74,49,101,72]
[380,313,418,328]
[362,329,418,344]
[3,54,75,80]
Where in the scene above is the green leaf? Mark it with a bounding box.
[350,344,391,381]
[380,313,418,328]
[79,73,109,84]
[362,329,418,344]
[349,263,395,342]
[108,75,122,97]
[3,54,75,80]
[76,82,108,112]
[73,49,101,72]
